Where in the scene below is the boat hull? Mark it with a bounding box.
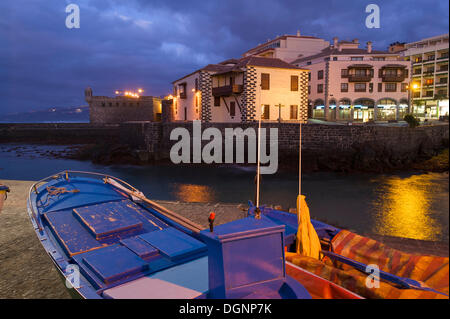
[27,171,312,299]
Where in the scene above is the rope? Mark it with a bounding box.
[38,186,80,208]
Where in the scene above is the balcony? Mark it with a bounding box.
[437,54,449,60]
[381,75,406,82]
[212,84,243,97]
[347,75,372,82]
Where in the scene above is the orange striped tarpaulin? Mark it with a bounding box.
[286,230,449,299]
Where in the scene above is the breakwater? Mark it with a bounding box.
[1,122,448,172]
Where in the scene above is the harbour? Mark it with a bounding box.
[1,0,449,302]
[0,178,448,298]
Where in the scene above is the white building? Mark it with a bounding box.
[397,34,449,120]
[292,38,411,122]
[172,56,309,123]
[243,31,330,63]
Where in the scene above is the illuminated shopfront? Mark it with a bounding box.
[376,98,397,121]
[353,98,374,122]
[313,99,325,118]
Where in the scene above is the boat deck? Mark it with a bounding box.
[32,176,208,298]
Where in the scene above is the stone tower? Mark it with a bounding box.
[84,87,93,102]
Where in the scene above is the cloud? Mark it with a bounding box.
[0,0,448,113]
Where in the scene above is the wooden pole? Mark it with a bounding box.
[298,121,302,225]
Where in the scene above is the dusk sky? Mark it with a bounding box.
[1,0,448,114]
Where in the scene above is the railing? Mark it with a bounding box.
[212,84,243,96]
[347,75,372,82]
[381,75,406,82]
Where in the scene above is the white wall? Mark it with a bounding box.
[173,72,201,121]
[254,66,306,121]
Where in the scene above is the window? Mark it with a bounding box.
[354,83,366,92]
[173,86,177,95]
[341,83,348,92]
[261,73,270,90]
[317,84,323,93]
[214,96,220,107]
[195,78,198,91]
[372,57,385,61]
[318,70,324,80]
[378,83,383,92]
[351,57,364,61]
[384,69,398,76]
[101,102,105,107]
[401,83,408,92]
[291,75,299,91]
[369,83,373,92]
[179,83,187,98]
[108,102,112,107]
[333,57,338,61]
[307,61,312,65]
[341,69,348,77]
[230,102,236,117]
[425,79,434,85]
[308,86,311,94]
[385,83,397,92]
[308,72,311,81]
[355,69,369,76]
[262,105,270,120]
[290,105,298,119]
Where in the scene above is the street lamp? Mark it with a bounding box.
[406,82,420,115]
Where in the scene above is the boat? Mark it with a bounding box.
[249,202,449,299]
[27,170,318,299]
[0,183,9,214]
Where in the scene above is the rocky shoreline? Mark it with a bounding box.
[1,141,448,174]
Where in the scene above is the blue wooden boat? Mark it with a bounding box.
[27,170,312,299]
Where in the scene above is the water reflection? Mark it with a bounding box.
[171,183,216,203]
[371,173,445,241]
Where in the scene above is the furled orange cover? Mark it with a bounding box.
[286,230,449,299]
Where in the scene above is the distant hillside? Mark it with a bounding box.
[0,106,89,123]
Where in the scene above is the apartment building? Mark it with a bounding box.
[242,30,330,63]
[397,34,449,119]
[171,56,309,123]
[292,38,410,122]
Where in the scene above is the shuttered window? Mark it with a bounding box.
[291,75,298,91]
[261,73,270,90]
[230,102,236,117]
[290,105,298,119]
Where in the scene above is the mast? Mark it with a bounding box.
[298,121,302,225]
[256,110,262,210]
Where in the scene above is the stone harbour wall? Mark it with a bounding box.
[0,121,448,172]
[140,121,449,171]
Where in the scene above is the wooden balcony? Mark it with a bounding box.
[381,75,407,82]
[347,75,372,82]
[212,84,243,97]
